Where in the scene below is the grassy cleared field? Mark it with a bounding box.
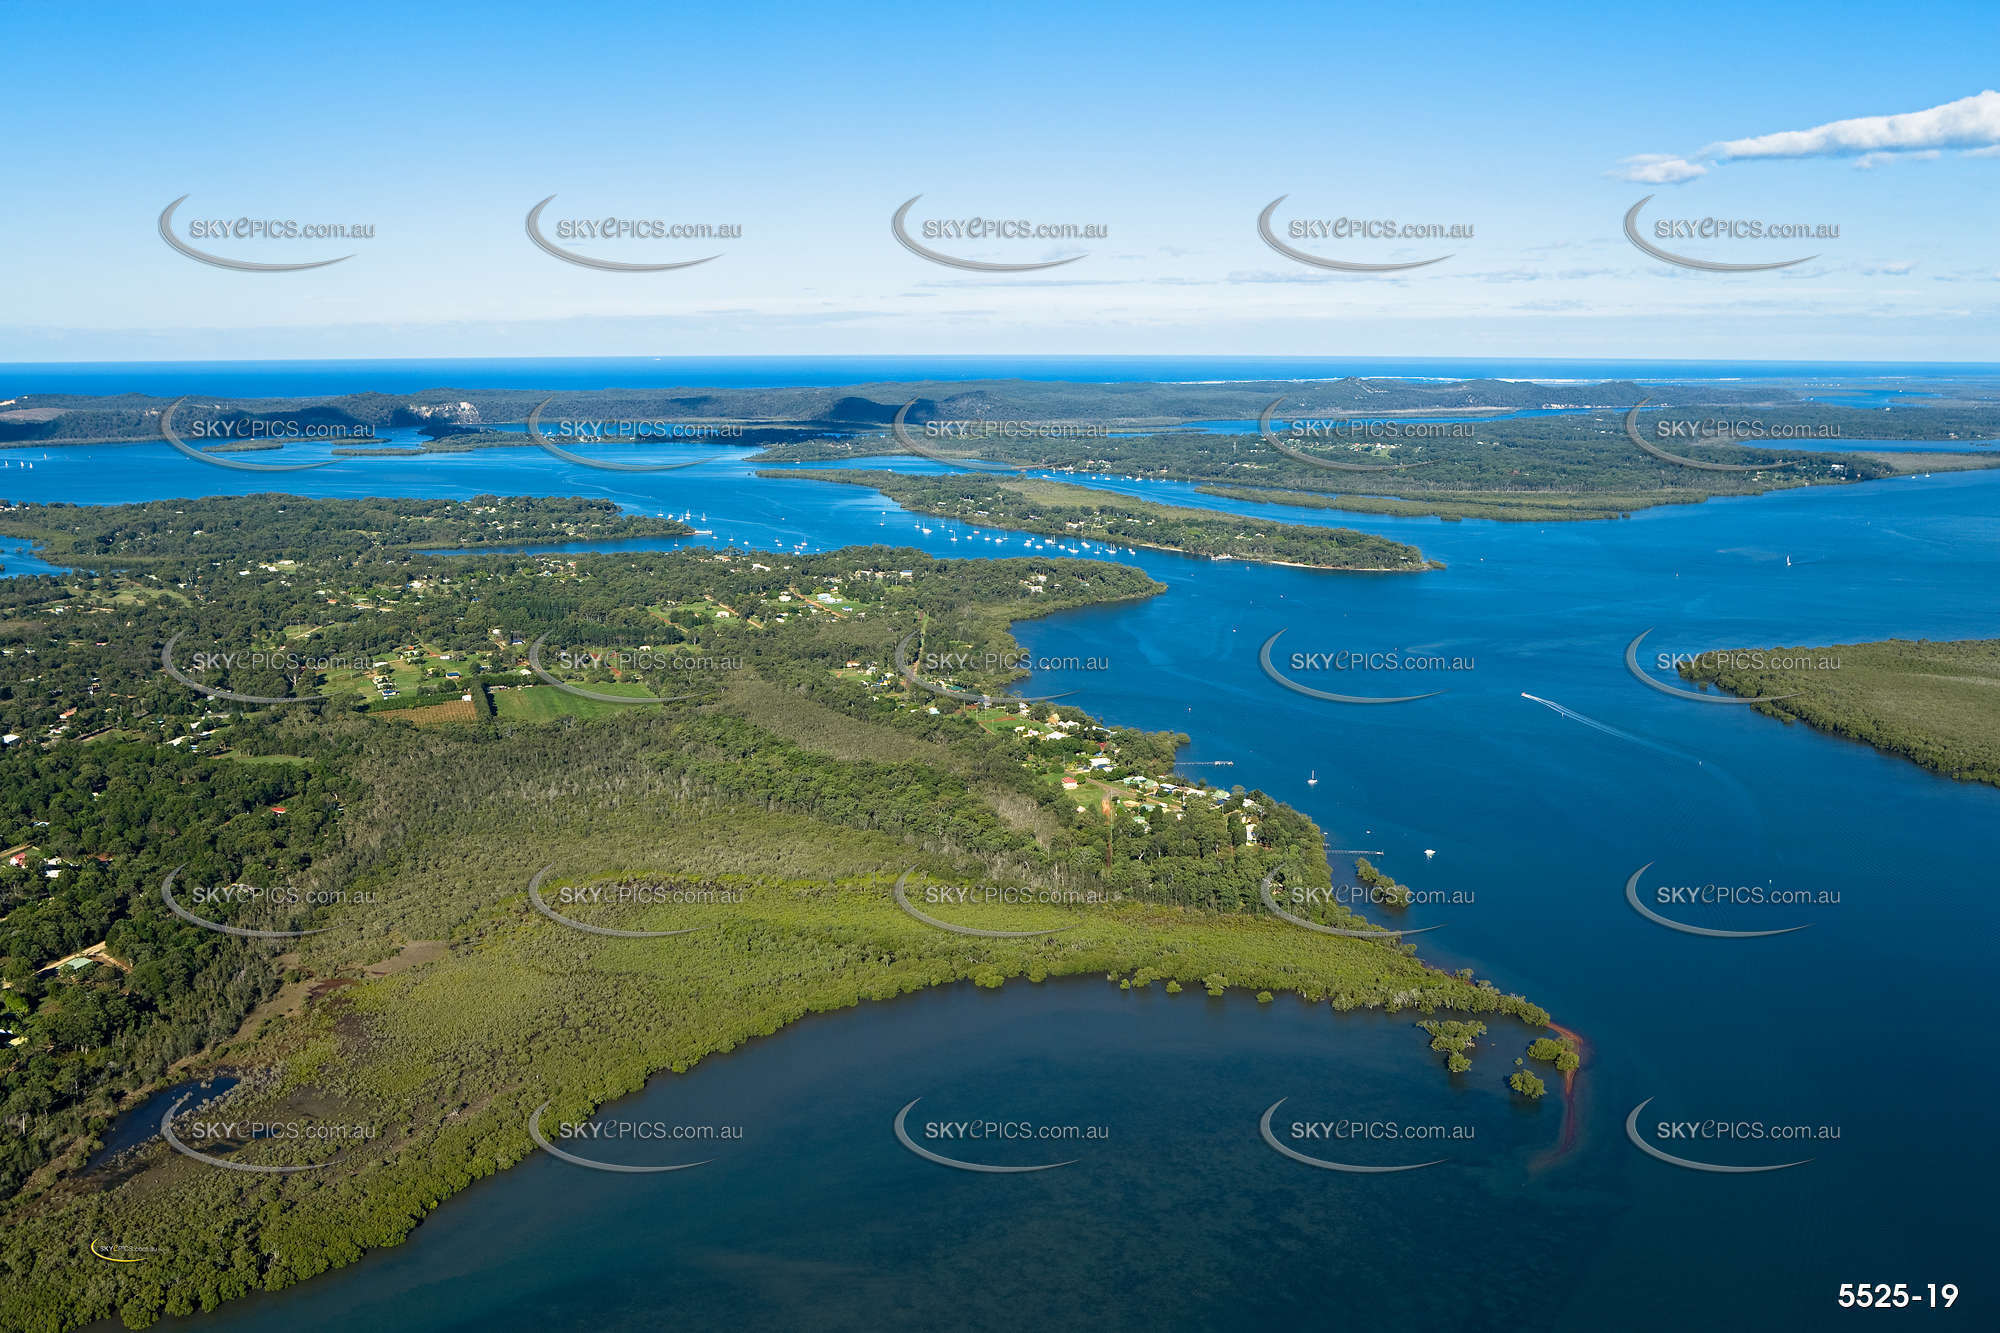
[1680,637,2000,785]
[492,682,658,719]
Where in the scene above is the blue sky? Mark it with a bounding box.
[1,0,1995,361]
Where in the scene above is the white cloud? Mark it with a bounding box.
[1622,90,2000,182]
[1855,149,1941,169]
[1705,90,2000,161]
[1612,153,1709,183]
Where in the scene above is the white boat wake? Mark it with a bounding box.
[1519,692,1661,749]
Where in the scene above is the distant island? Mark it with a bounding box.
[7,379,1997,525]
[762,469,1438,571]
[1192,484,1663,524]
[1678,636,2000,785]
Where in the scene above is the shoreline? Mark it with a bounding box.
[0,507,1547,1331]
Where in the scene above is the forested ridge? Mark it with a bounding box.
[757,403,1998,521]
[0,495,1548,1331]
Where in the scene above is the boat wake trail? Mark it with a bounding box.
[1512,688,1720,772]
[1519,693,1768,849]
[1520,692,1705,766]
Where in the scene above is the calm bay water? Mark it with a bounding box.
[31,362,1995,1331]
